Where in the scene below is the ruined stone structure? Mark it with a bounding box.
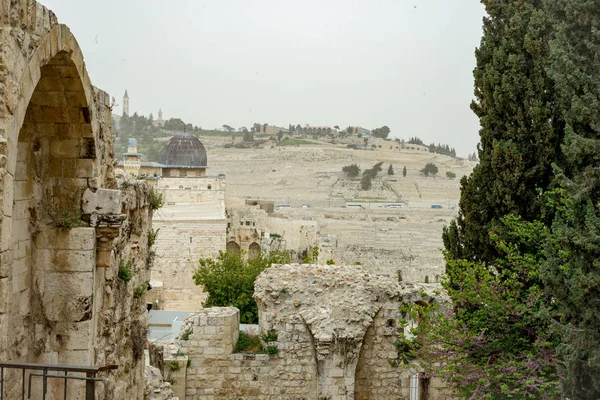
[153,264,454,400]
[226,198,319,261]
[0,2,153,398]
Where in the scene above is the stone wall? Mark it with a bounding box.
[0,2,152,398]
[156,177,225,205]
[154,264,456,400]
[149,219,226,311]
[226,200,319,259]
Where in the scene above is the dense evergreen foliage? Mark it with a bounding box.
[443,0,559,264]
[433,0,563,397]
[542,0,600,396]
[435,0,600,398]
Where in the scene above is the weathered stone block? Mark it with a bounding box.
[81,188,120,215]
[35,227,94,250]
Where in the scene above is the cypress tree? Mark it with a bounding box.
[443,0,560,264]
[543,0,600,396]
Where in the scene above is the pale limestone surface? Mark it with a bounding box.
[149,202,226,311]
[207,141,474,282]
[152,264,454,400]
[0,2,152,398]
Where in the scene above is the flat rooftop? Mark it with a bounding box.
[153,201,225,221]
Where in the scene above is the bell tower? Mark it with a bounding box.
[123,90,129,116]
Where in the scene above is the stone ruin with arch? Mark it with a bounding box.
[0,1,154,398]
[0,2,457,400]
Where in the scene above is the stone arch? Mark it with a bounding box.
[248,242,261,258]
[0,21,103,372]
[226,241,240,255]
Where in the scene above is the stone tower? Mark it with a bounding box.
[158,108,163,122]
[123,89,129,116]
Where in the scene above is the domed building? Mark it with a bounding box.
[120,133,216,180]
[160,133,208,178]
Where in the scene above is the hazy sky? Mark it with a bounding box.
[42,0,485,156]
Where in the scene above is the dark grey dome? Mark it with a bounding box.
[160,133,207,167]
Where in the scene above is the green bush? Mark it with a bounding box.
[181,329,192,341]
[193,251,290,323]
[133,284,146,299]
[148,188,164,211]
[118,260,133,283]
[261,329,278,343]
[235,331,262,353]
[446,171,456,179]
[55,208,82,230]
[266,345,279,357]
[148,228,160,247]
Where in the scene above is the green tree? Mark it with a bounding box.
[442,0,559,264]
[413,215,559,398]
[542,0,600,396]
[222,124,235,132]
[420,163,438,177]
[372,125,390,139]
[387,164,394,175]
[277,130,284,142]
[437,0,563,396]
[193,251,290,323]
[360,174,372,190]
[402,166,407,177]
[342,164,360,178]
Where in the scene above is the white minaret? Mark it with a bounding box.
[158,108,163,123]
[123,90,129,116]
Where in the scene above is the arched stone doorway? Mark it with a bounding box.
[248,242,261,259]
[226,241,241,255]
[0,19,105,396]
[8,47,98,361]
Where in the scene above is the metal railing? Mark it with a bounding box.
[0,362,117,400]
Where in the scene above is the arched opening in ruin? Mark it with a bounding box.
[226,241,241,255]
[8,49,97,373]
[248,242,261,258]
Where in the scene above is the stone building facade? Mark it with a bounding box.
[152,264,454,400]
[0,2,153,398]
[226,198,319,260]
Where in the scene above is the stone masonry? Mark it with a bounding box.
[0,2,154,398]
[153,264,455,400]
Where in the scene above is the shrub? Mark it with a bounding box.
[118,260,133,283]
[133,284,146,299]
[261,329,278,343]
[424,275,430,284]
[266,345,279,357]
[193,251,290,323]
[148,228,160,247]
[148,188,164,211]
[55,208,82,230]
[181,329,192,341]
[169,361,180,371]
[235,331,262,352]
[326,259,335,265]
[446,171,456,179]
